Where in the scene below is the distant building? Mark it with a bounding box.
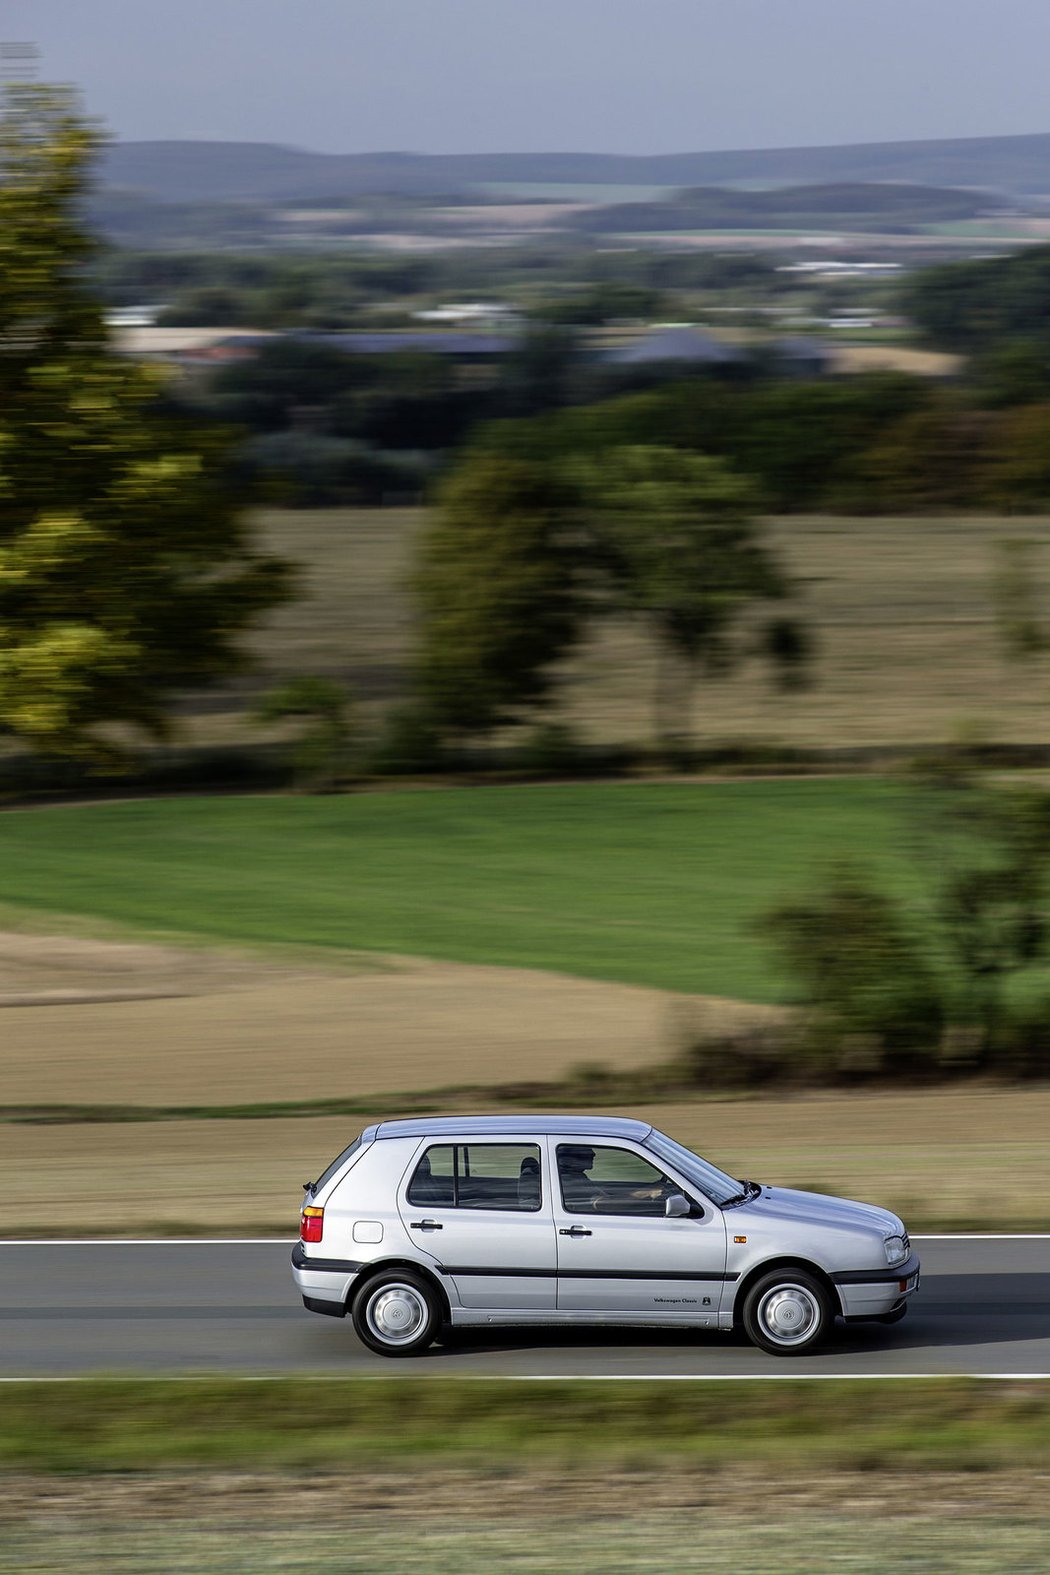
[111,328,275,363]
[295,331,518,359]
[412,301,522,329]
[105,304,164,328]
[598,326,743,367]
[767,336,833,377]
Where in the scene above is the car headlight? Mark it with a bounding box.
[883,1234,907,1266]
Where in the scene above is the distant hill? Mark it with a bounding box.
[100,133,1050,203]
[567,181,1006,234]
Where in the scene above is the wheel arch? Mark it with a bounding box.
[350,1257,452,1323]
[731,1256,842,1323]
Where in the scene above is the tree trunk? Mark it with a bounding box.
[652,642,696,765]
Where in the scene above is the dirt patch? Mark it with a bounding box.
[0,927,779,1108]
[3,1467,1050,1524]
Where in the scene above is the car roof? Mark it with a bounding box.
[365,1115,653,1143]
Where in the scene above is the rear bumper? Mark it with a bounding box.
[291,1241,364,1315]
[832,1253,921,1319]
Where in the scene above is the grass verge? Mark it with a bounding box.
[5,1515,1048,1574]
[0,1378,1047,1474]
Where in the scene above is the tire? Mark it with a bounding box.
[876,1302,908,1326]
[351,1270,442,1357]
[741,1269,832,1357]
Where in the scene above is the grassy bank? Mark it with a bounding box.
[1,1378,1047,1473]
[5,1383,1050,1570]
[6,1515,1048,1574]
[0,779,932,998]
[2,1518,1045,1568]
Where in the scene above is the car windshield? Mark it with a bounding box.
[642,1130,743,1208]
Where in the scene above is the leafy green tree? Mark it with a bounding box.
[762,790,1050,1080]
[990,538,1046,662]
[759,866,945,1078]
[982,405,1050,512]
[0,84,290,761]
[841,404,988,513]
[414,453,583,736]
[254,677,355,791]
[578,446,808,755]
[930,789,1050,1065]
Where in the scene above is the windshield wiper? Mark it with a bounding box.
[723,1179,761,1208]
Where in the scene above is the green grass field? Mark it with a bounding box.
[0,1377,1044,1473]
[0,779,932,998]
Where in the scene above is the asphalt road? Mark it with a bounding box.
[1,1237,1047,1377]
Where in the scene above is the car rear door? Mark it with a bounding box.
[550,1138,729,1321]
[396,1138,557,1310]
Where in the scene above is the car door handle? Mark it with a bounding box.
[409,1220,443,1231]
[559,1226,592,1237]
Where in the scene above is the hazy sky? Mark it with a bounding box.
[6,0,1049,154]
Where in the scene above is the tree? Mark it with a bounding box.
[0,84,290,762]
[577,446,808,755]
[761,789,1050,1080]
[982,405,1050,512]
[759,866,944,1078]
[990,538,1046,663]
[254,677,355,791]
[929,789,1050,1066]
[413,453,583,736]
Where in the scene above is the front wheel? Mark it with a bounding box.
[351,1270,442,1357]
[741,1269,832,1357]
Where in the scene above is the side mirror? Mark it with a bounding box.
[665,1193,691,1218]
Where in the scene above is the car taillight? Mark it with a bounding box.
[300,1205,324,1243]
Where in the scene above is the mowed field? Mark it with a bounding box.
[0,780,932,1000]
[198,506,1050,749]
[7,1088,1049,1234]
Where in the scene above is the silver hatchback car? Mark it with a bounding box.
[291,1115,919,1357]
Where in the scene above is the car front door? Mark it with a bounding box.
[550,1139,729,1322]
[397,1139,557,1310]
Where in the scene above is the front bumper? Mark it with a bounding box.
[831,1252,921,1320]
[291,1240,365,1316]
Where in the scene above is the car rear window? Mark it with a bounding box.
[312,1135,364,1195]
[407,1143,541,1212]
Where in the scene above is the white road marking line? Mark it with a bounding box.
[0,1372,1046,1383]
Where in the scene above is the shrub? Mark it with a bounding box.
[758,867,945,1079]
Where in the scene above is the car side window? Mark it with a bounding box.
[407,1143,542,1212]
[557,1143,677,1218]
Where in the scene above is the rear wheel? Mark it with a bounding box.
[352,1270,442,1357]
[742,1269,832,1357]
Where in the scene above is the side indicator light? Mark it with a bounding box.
[301,1205,324,1244]
[898,1278,908,1292]
[734,1236,747,1244]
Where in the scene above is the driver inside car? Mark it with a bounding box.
[557,1144,674,1214]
